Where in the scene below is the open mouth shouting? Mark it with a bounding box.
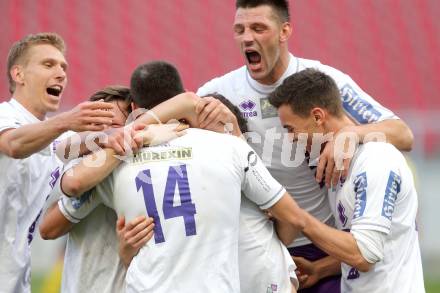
[46,85,63,97]
[245,49,262,72]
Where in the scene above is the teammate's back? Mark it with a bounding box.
[98,128,285,293]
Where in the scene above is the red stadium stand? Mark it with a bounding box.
[1,0,439,153]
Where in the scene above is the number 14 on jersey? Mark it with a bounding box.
[135,164,197,244]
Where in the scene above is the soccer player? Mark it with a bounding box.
[196,0,414,290]
[268,68,425,292]
[39,85,158,293]
[0,32,117,293]
[58,61,304,292]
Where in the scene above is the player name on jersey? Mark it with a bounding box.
[132,147,193,164]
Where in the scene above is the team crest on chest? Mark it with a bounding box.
[260,97,277,119]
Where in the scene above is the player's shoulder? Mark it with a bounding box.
[0,99,23,133]
[354,142,403,169]
[0,99,16,116]
[197,66,247,95]
[296,56,348,81]
[359,141,399,156]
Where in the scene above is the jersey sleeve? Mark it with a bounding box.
[49,158,82,199]
[0,103,21,133]
[232,137,286,210]
[58,190,102,223]
[349,146,402,234]
[320,65,398,124]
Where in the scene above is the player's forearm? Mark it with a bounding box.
[0,116,67,158]
[138,92,200,127]
[269,193,307,231]
[119,249,135,269]
[302,213,371,272]
[275,218,299,246]
[313,255,341,279]
[62,148,120,196]
[352,119,414,151]
[55,131,107,162]
[39,202,74,240]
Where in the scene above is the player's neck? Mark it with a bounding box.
[13,90,45,120]
[325,115,356,134]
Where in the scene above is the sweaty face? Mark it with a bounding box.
[233,5,284,85]
[18,44,68,119]
[278,104,321,152]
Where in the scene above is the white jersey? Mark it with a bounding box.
[239,197,298,293]
[60,206,125,293]
[50,160,126,293]
[328,142,424,292]
[0,98,61,293]
[94,129,286,293]
[197,54,398,247]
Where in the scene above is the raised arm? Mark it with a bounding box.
[61,123,187,197]
[339,119,413,151]
[316,119,414,188]
[135,92,200,127]
[61,148,120,197]
[0,101,114,158]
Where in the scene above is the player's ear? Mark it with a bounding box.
[279,22,292,43]
[10,65,25,86]
[311,107,325,126]
[131,102,138,112]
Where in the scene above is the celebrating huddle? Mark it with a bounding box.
[0,1,425,293]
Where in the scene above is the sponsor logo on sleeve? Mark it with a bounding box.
[239,99,258,118]
[341,84,382,124]
[353,172,367,219]
[71,190,93,209]
[381,171,401,221]
[260,97,278,119]
[245,151,271,192]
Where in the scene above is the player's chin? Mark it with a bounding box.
[44,99,61,113]
[247,68,268,82]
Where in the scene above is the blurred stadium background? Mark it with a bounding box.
[1,0,439,291]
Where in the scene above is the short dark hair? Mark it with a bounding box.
[88,85,130,103]
[7,32,66,93]
[268,69,343,118]
[130,61,184,109]
[202,93,248,133]
[236,0,290,22]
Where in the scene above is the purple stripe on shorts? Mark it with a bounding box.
[289,243,341,293]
